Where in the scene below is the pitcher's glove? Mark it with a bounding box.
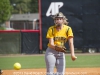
[55,46,67,53]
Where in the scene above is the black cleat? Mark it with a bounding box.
[0,69,3,75]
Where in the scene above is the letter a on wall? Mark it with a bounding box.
[46,2,64,17]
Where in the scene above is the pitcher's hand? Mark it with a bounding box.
[71,55,77,61]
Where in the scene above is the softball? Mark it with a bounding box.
[14,62,21,70]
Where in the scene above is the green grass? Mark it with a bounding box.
[0,54,100,70]
[66,54,100,68]
[0,56,46,70]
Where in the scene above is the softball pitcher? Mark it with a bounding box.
[45,12,77,75]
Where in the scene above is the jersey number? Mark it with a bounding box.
[46,2,64,17]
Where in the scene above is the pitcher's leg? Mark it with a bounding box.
[56,53,65,75]
[45,47,57,75]
[45,54,56,75]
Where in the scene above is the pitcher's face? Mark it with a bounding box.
[54,17,64,26]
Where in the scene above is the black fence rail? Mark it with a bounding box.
[0,30,40,54]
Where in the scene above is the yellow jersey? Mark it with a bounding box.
[46,25,73,47]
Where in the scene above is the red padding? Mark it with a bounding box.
[0,30,40,33]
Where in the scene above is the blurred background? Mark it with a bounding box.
[0,0,39,30]
[0,0,40,54]
[0,0,100,54]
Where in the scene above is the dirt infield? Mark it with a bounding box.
[2,68,100,75]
